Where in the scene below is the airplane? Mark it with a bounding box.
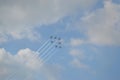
[58,38,61,40]
[50,36,53,39]
[58,42,61,44]
[55,45,58,48]
[54,36,57,39]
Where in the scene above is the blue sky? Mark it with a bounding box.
[0,0,120,80]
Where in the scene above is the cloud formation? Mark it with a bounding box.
[70,38,85,47]
[69,49,90,70]
[0,0,98,44]
[78,0,120,45]
[0,48,61,80]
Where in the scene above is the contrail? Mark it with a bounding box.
[37,39,57,60]
[30,38,55,65]
[37,37,60,65]
[6,72,16,80]
[31,36,56,61]
[33,36,58,64]
[43,49,57,64]
[32,39,50,60]
[36,39,50,52]
[39,47,57,65]
[40,42,62,65]
[38,38,62,66]
[36,41,51,56]
[38,45,56,64]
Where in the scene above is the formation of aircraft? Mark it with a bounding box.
[50,36,62,48]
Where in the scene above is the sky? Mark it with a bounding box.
[0,0,120,80]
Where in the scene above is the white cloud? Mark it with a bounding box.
[0,48,61,80]
[71,58,89,69]
[0,34,8,43]
[78,0,120,45]
[69,49,89,70]
[0,0,98,44]
[70,38,85,47]
[70,49,86,60]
